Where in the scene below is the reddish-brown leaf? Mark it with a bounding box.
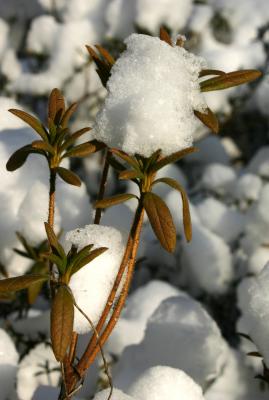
[56,167,81,187]
[61,103,78,129]
[95,193,138,209]
[62,142,97,158]
[194,108,219,134]
[48,88,65,123]
[8,109,48,141]
[95,45,115,65]
[0,274,48,293]
[152,147,198,172]
[200,70,262,92]
[159,27,172,46]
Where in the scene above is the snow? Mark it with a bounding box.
[94,388,135,400]
[248,246,269,275]
[114,295,227,390]
[232,173,262,202]
[128,366,204,400]
[0,329,19,400]
[66,224,127,334]
[201,163,236,194]
[247,147,269,178]
[93,33,207,157]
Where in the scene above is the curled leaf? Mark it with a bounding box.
[95,193,138,209]
[51,285,74,361]
[200,69,262,92]
[143,192,176,252]
[194,108,219,134]
[56,167,81,187]
[8,109,48,141]
[0,274,48,293]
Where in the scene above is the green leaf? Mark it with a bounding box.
[0,274,48,293]
[111,149,141,171]
[199,69,225,78]
[51,285,74,362]
[31,140,55,155]
[44,223,66,259]
[109,156,125,172]
[8,109,48,141]
[118,169,144,180]
[60,127,92,151]
[159,27,172,46]
[6,145,36,171]
[95,193,138,209]
[61,103,78,129]
[151,147,198,172]
[27,261,48,305]
[143,192,176,252]
[71,247,108,275]
[43,253,66,275]
[194,108,219,134]
[56,167,81,187]
[48,88,65,124]
[62,142,97,158]
[153,178,192,242]
[68,244,94,270]
[200,70,262,92]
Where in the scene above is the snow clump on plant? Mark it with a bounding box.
[93,33,207,157]
[66,224,127,334]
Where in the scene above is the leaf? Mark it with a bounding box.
[60,127,92,151]
[118,170,144,180]
[237,332,254,343]
[194,108,219,134]
[95,45,115,65]
[111,149,141,171]
[247,352,263,358]
[56,167,81,187]
[48,88,65,124]
[199,69,225,78]
[200,70,262,92]
[8,109,48,141]
[159,27,172,46]
[43,253,66,275]
[31,140,55,155]
[109,156,125,172]
[51,285,74,361]
[62,142,97,158]
[44,223,66,259]
[153,178,192,242]
[0,274,48,293]
[143,192,176,252]
[6,145,36,171]
[86,45,111,87]
[71,247,108,275]
[151,147,198,172]
[61,103,78,129]
[95,193,138,209]
[15,231,37,259]
[27,262,48,305]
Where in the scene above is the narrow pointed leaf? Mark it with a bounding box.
[32,140,55,155]
[6,145,36,171]
[0,274,48,293]
[68,244,94,270]
[62,142,97,159]
[56,167,81,187]
[143,192,176,252]
[61,103,78,129]
[95,45,115,65]
[95,193,138,209]
[15,231,37,259]
[71,247,108,275]
[159,27,172,46]
[152,147,198,172]
[60,127,92,151]
[200,70,262,92]
[43,253,66,275]
[199,69,225,78]
[153,178,192,242]
[8,109,48,141]
[51,285,74,361]
[119,170,144,180]
[111,149,141,171]
[109,156,125,172]
[44,223,66,259]
[27,262,48,304]
[48,88,65,123]
[194,108,219,134]
[238,332,254,343]
[247,352,263,358]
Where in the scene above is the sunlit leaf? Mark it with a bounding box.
[95,193,138,208]
[60,127,92,151]
[199,69,225,78]
[71,247,108,275]
[0,274,48,293]
[56,167,81,187]
[153,177,192,242]
[62,142,97,158]
[143,192,176,252]
[200,69,262,92]
[118,169,144,180]
[31,140,55,155]
[95,45,115,65]
[194,108,219,134]
[61,103,78,129]
[159,27,172,46]
[111,149,141,171]
[6,145,36,171]
[51,285,74,361]
[44,223,66,259]
[8,109,48,141]
[152,147,198,172]
[48,88,65,124]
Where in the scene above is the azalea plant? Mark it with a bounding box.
[0,27,261,399]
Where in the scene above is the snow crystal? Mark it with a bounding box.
[128,366,205,400]
[0,329,18,400]
[181,223,233,294]
[66,224,127,334]
[93,33,207,157]
[114,295,227,390]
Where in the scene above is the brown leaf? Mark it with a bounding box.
[95,45,115,65]
[111,148,141,171]
[51,285,74,361]
[48,88,65,124]
[31,140,55,155]
[200,69,262,92]
[159,27,172,46]
[62,142,97,158]
[8,109,48,141]
[143,192,176,252]
[153,178,192,242]
[27,262,48,304]
[151,147,198,172]
[86,45,111,87]
[247,352,263,358]
[95,193,138,209]
[61,103,78,129]
[199,69,225,78]
[71,247,108,275]
[60,127,92,151]
[44,223,66,259]
[6,145,36,171]
[194,108,219,134]
[118,169,144,180]
[0,274,48,293]
[56,167,81,187]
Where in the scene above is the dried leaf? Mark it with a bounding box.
[48,88,65,124]
[51,285,74,361]
[95,45,115,65]
[71,247,108,275]
[199,69,225,78]
[194,108,219,134]
[153,178,192,242]
[31,140,55,155]
[95,193,138,209]
[159,27,172,46]
[200,70,262,92]
[0,274,48,293]
[56,167,81,187]
[143,192,176,252]
[118,169,144,180]
[62,142,97,158]
[152,147,198,172]
[6,145,36,171]
[61,103,78,129]
[8,109,48,141]
[44,223,66,259]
